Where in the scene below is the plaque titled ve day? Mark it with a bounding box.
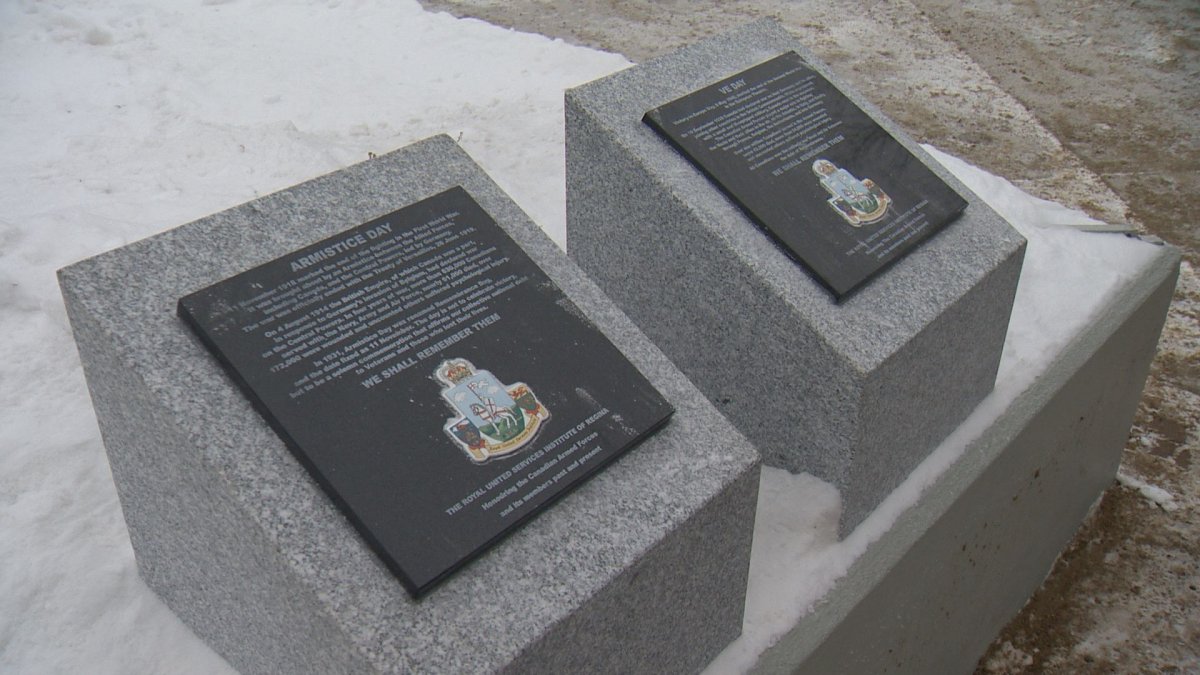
[179,187,673,597]
[644,51,968,300]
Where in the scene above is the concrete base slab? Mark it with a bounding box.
[735,241,1179,673]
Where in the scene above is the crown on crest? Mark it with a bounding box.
[438,359,474,384]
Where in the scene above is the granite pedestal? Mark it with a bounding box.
[566,20,1027,531]
[58,135,760,674]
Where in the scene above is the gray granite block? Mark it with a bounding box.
[58,135,760,675]
[565,19,1026,532]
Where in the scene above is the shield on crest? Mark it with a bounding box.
[812,158,892,227]
[436,358,549,463]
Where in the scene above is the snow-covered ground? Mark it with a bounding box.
[0,1,1164,672]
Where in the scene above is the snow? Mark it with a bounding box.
[0,1,1163,672]
[1116,471,1179,512]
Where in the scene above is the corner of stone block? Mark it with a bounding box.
[56,256,93,301]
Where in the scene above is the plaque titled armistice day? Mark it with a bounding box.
[178,187,674,597]
[644,51,968,300]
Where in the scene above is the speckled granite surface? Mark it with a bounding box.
[58,135,760,674]
[565,19,1026,533]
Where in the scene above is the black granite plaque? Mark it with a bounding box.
[644,51,968,300]
[178,187,673,597]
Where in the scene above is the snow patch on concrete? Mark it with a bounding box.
[1116,472,1179,512]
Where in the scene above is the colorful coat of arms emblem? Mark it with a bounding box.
[436,358,550,463]
[812,158,892,227]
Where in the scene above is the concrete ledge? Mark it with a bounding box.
[58,135,760,674]
[747,242,1180,673]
